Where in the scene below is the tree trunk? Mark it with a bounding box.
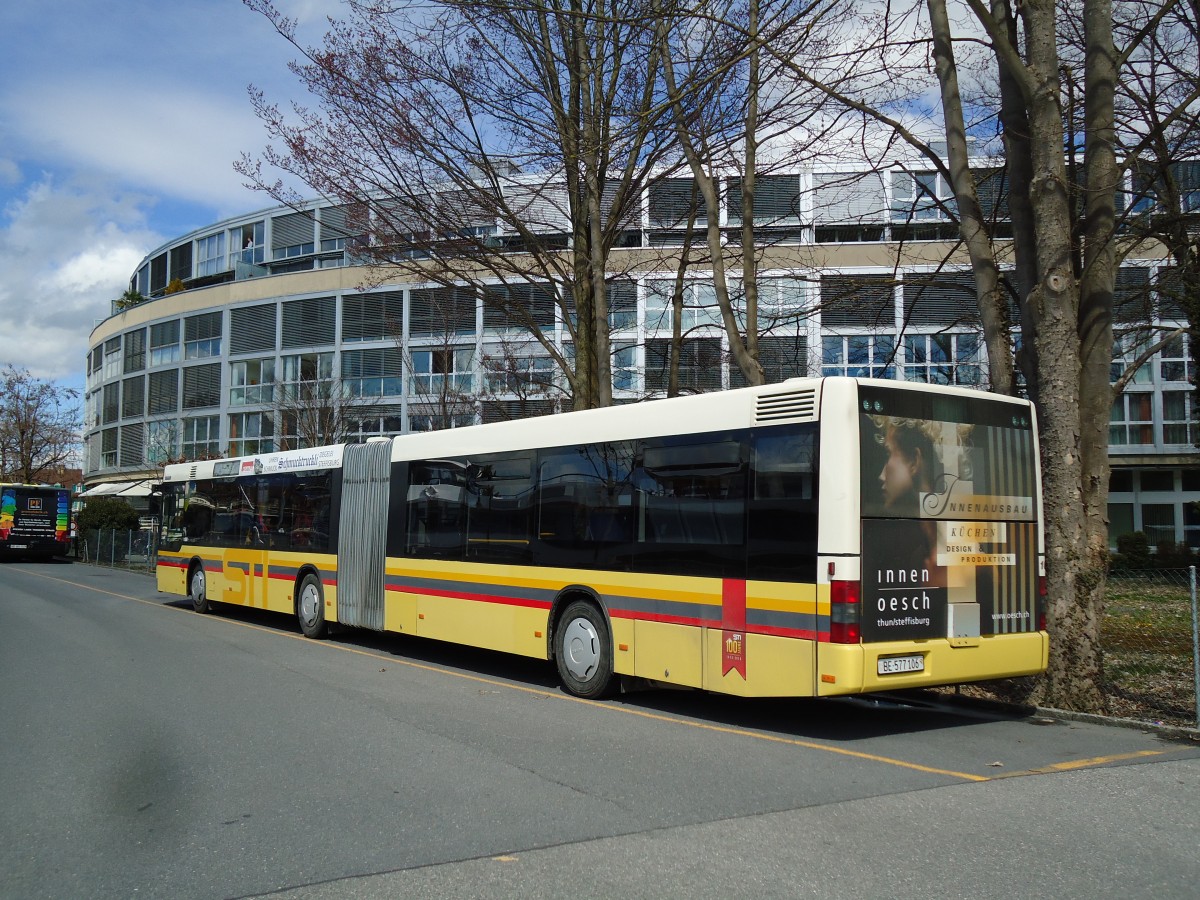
[1077,0,1119,665]
[928,0,1014,395]
[1023,0,1104,710]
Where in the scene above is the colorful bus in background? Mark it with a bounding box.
[0,484,72,560]
[155,377,1048,700]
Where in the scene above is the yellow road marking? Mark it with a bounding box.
[1045,750,1170,770]
[16,568,1176,783]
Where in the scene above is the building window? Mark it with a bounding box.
[148,369,180,415]
[230,358,276,406]
[645,280,723,333]
[409,412,476,431]
[1110,392,1154,446]
[123,329,146,373]
[103,337,122,379]
[101,428,118,468]
[272,211,315,260]
[146,420,178,464]
[1141,503,1177,548]
[228,412,275,457]
[281,351,333,385]
[342,348,402,397]
[149,320,181,367]
[1162,390,1197,445]
[892,170,956,222]
[410,348,475,396]
[1185,502,1200,549]
[184,312,222,360]
[121,376,145,420]
[102,383,120,424]
[196,232,226,277]
[483,352,555,395]
[1111,333,1154,385]
[345,415,405,442]
[822,334,896,379]
[608,280,637,331]
[231,221,265,266]
[1159,334,1192,383]
[903,333,982,385]
[182,364,222,410]
[644,337,723,393]
[1108,502,1135,547]
[726,174,803,225]
[181,416,221,460]
[612,344,637,392]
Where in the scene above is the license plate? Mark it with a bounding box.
[10,544,26,550]
[878,655,924,675]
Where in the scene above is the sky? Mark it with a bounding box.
[0,0,340,391]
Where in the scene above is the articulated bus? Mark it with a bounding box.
[0,483,71,560]
[156,377,1047,699]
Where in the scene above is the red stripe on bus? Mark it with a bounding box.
[387,583,551,611]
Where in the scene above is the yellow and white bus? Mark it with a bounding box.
[156,377,1047,699]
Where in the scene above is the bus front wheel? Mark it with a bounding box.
[296,573,327,639]
[189,565,210,614]
[554,600,615,699]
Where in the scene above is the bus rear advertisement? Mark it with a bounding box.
[155,377,1047,700]
[0,484,72,560]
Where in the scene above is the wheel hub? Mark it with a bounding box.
[561,616,599,681]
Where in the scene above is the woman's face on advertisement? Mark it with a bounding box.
[880,432,917,507]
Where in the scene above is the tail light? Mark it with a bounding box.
[830,579,861,644]
[1037,575,1048,631]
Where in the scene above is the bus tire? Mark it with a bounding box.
[296,573,327,639]
[554,599,615,699]
[189,564,210,614]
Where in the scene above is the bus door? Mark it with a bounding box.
[219,481,271,608]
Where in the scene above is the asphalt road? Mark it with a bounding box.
[1,560,1197,899]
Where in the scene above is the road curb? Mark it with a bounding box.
[908,688,1200,744]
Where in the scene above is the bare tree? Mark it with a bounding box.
[0,366,81,483]
[240,0,693,410]
[749,0,1198,710]
[273,377,388,450]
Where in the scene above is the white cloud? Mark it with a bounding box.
[4,80,269,212]
[0,175,163,383]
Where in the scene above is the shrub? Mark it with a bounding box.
[1155,541,1196,569]
[77,497,140,532]
[1114,531,1151,570]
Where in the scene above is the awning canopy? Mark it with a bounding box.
[79,483,121,497]
[80,480,155,498]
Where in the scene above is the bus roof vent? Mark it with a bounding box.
[188,465,198,479]
[755,387,817,424]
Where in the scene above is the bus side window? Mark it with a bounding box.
[635,436,748,578]
[748,426,818,581]
[289,472,332,552]
[465,453,534,564]
[535,441,635,570]
[405,460,468,559]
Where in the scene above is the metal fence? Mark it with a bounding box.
[75,528,159,576]
[1103,567,1199,729]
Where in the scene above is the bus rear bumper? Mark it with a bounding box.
[815,631,1049,697]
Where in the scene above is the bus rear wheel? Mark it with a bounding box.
[554,600,615,699]
[189,564,210,614]
[296,573,327,639]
